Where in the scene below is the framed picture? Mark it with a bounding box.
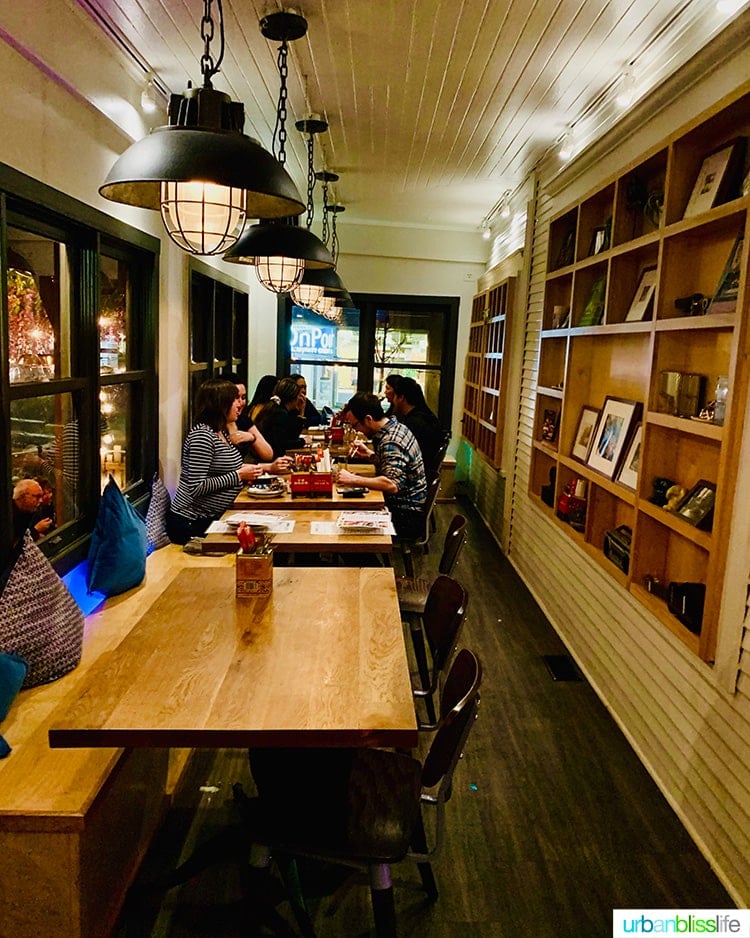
[683,138,747,219]
[624,266,658,322]
[616,423,642,490]
[708,233,744,315]
[589,226,608,256]
[541,408,560,443]
[675,479,716,531]
[571,406,600,462]
[578,276,606,327]
[555,229,575,268]
[586,397,641,479]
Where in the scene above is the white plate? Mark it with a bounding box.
[247,487,285,498]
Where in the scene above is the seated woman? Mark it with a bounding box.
[254,377,306,459]
[245,374,278,428]
[222,372,275,462]
[167,379,283,545]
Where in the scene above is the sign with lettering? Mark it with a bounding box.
[290,323,337,359]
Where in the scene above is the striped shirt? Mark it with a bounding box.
[171,423,243,521]
[372,417,427,514]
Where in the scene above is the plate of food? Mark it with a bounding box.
[247,484,285,498]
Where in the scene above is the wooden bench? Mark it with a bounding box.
[0,546,232,938]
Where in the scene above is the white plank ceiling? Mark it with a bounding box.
[75,0,748,232]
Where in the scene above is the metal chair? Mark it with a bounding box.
[247,649,482,938]
[409,573,468,725]
[396,513,467,615]
[394,474,441,578]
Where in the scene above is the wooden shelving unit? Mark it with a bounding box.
[461,277,515,467]
[529,83,750,662]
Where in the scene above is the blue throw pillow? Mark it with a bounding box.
[86,475,147,596]
[0,652,28,758]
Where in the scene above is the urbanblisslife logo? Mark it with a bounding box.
[613,910,750,937]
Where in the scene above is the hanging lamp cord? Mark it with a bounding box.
[330,210,339,266]
[200,0,225,88]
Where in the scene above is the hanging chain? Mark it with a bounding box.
[200,0,224,86]
[305,134,316,229]
[273,40,289,163]
[321,181,330,245]
[330,210,339,266]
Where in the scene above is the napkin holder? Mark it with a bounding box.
[290,471,313,497]
[236,549,273,597]
[310,471,333,496]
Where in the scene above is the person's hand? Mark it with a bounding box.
[238,463,263,483]
[269,456,292,474]
[337,468,359,486]
[295,394,306,416]
[349,440,372,459]
[33,517,54,535]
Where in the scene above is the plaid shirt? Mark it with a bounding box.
[372,417,427,514]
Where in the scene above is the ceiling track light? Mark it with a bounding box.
[481,221,491,240]
[559,129,574,161]
[140,77,160,114]
[99,0,303,256]
[225,13,334,292]
[616,69,637,109]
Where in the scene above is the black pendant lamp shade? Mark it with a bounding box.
[99,0,307,256]
[100,85,304,255]
[223,216,334,292]
[299,267,348,294]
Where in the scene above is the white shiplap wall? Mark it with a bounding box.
[505,91,750,905]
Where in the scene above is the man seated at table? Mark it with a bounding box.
[338,392,427,539]
[391,376,446,482]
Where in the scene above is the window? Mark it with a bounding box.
[1,163,159,568]
[188,263,249,422]
[283,294,458,428]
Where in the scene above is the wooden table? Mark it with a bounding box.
[201,508,393,556]
[49,565,417,750]
[233,484,384,511]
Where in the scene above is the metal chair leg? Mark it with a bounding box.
[276,856,317,938]
[410,812,438,901]
[369,863,398,938]
[408,615,434,722]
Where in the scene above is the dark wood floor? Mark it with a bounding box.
[115,497,734,938]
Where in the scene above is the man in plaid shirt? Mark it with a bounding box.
[338,392,427,538]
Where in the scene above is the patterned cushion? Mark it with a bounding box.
[145,473,171,551]
[87,475,147,596]
[0,534,84,688]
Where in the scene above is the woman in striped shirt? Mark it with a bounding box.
[166,379,270,545]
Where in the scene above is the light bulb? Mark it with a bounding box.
[716,0,743,12]
[559,131,574,161]
[616,71,637,108]
[255,255,305,294]
[160,181,247,255]
[291,282,325,307]
[482,225,491,240]
[314,294,336,315]
[141,80,159,114]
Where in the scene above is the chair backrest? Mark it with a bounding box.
[419,474,442,543]
[422,575,468,684]
[438,514,467,576]
[421,649,482,792]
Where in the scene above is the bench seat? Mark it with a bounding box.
[0,545,231,937]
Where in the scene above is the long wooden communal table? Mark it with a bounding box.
[49,564,418,751]
[201,508,393,557]
[233,483,384,511]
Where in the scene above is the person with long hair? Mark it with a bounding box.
[254,377,306,459]
[167,379,266,545]
[245,374,279,427]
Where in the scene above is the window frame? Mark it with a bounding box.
[0,163,159,573]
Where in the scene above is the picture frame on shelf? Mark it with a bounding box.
[586,397,641,479]
[541,408,560,443]
[708,233,744,315]
[624,266,658,322]
[675,479,716,531]
[616,423,642,490]
[577,276,606,326]
[552,304,570,329]
[588,226,609,256]
[571,406,600,462]
[683,138,747,219]
[555,229,575,268]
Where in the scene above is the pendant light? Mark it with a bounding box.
[99,0,303,255]
[223,13,334,292]
[290,115,330,309]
